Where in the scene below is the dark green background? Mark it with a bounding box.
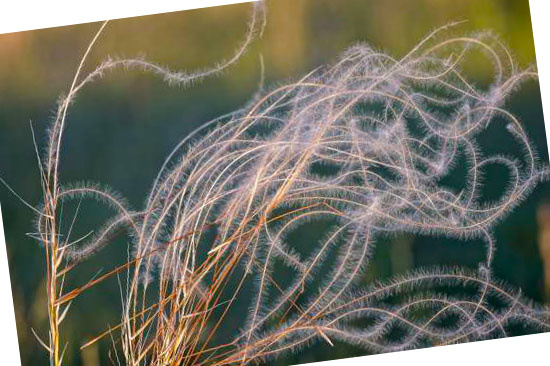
[0,0,548,365]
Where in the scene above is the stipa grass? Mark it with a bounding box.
[7,3,550,365]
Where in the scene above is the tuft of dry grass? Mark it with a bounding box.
[4,2,550,365]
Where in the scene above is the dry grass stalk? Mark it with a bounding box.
[3,2,550,365]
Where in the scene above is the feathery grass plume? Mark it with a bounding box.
[17,3,266,366]
[116,25,550,366]
[5,3,550,365]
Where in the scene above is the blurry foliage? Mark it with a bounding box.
[0,0,548,365]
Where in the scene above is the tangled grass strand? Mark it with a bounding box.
[16,6,550,366]
[116,27,549,365]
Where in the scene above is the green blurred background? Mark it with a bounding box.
[0,0,549,365]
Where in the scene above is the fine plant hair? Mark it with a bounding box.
[6,4,550,366]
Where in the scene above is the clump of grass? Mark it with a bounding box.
[21,3,266,365]
[4,2,550,365]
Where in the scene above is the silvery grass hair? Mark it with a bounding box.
[5,2,550,365]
